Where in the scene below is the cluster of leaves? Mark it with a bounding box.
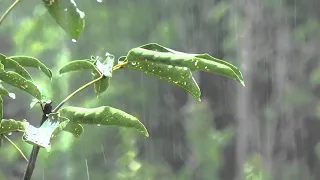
[0,41,244,153]
[0,2,245,179]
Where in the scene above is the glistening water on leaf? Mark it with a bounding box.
[0,119,29,134]
[0,84,15,99]
[119,56,201,101]
[0,71,42,100]
[43,0,85,40]
[125,44,245,86]
[140,44,244,83]
[62,122,84,138]
[0,53,33,80]
[22,113,70,152]
[58,106,149,137]
[8,56,53,79]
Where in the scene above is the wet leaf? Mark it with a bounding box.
[58,106,149,137]
[0,71,42,100]
[93,70,109,97]
[9,56,52,79]
[0,54,32,80]
[43,0,85,40]
[120,56,201,100]
[0,119,29,134]
[63,123,83,138]
[126,44,245,86]
[92,54,114,96]
[22,113,69,152]
[59,59,94,75]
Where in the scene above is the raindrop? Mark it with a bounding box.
[71,39,77,43]
[8,132,12,136]
[131,62,136,66]
[97,124,101,127]
[97,0,103,2]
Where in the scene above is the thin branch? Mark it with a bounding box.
[3,135,28,162]
[0,0,20,25]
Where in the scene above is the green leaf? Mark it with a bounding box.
[0,71,42,100]
[22,113,70,152]
[0,119,29,134]
[91,53,115,96]
[0,53,32,80]
[58,106,149,137]
[93,70,110,97]
[43,0,85,40]
[126,44,245,86]
[63,123,83,138]
[8,56,53,79]
[59,59,94,75]
[120,56,201,100]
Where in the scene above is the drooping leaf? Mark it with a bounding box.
[140,43,243,82]
[0,54,32,80]
[126,45,245,86]
[9,56,52,79]
[93,70,109,97]
[43,0,85,40]
[92,53,114,96]
[0,71,42,100]
[120,56,201,100]
[0,119,29,134]
[22,113,70,152]
[59,59,94,74]
[63,122,83,138]
[58,106,149,137]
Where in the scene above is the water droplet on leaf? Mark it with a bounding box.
[131,62,136,66]
[72,39,77,43]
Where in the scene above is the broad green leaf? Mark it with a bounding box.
[0,54,32,80]
[0,119,29,134]
[120,56,201,100]
[43,0,85,40]
[0,71,42,100]
[126,45,245,86]
[22,113,70,151]
[140,44,243,82]
[58,106,149,137]
[59,59,94,74]
[63,122,83,138]
[9,56,52,79]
